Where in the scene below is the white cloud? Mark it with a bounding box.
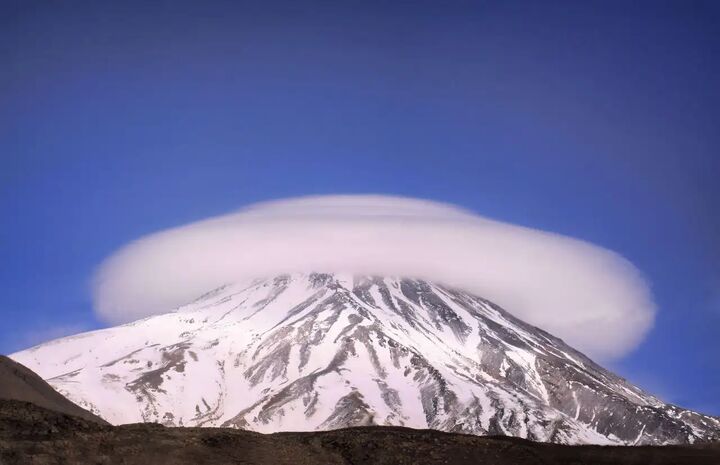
[93,195,655,360]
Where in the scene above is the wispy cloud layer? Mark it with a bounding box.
[94,195,655,360]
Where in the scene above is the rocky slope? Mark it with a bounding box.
[0,356,105,424]
[11,273,720,445]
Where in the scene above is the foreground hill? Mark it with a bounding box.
[0,356,105,424]
[1,399,719,465]
[12,273,720,444]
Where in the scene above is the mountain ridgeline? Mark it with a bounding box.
[11,273,720,445]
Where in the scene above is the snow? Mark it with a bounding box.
[10,273,716,445]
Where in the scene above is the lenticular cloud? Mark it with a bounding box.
[93,195,655,360]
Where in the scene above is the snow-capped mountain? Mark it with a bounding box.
[11,273,720,445]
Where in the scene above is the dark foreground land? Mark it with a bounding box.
[0,356,106,425]
[1,400,719,465]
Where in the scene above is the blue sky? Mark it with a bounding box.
[1,1,718,414]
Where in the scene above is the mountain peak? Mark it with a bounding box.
[11,273,720,445]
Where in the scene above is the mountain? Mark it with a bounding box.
[0,355,106,424]
[2,350,717,465]
[10,273,720,445]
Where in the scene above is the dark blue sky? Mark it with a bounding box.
[1,1,718,414]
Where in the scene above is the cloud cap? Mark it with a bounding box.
[94,195,655,360]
